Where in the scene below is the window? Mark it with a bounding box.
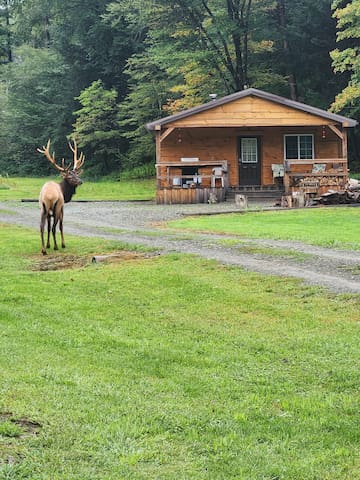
[241,138,258,163]
[181,166,198,186]
[284,135,314,160]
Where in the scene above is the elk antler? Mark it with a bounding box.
[37,139,71,173]
[68,139,85,173]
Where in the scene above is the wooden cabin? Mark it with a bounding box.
[146,88,358,204]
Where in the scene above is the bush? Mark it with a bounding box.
[120,163,156,180]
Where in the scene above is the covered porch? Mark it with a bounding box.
[155,158,228,204]
[153,125,349,204]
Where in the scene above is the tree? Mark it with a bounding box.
[0,0,137,175]
[273,0,299,100]
[331,0,360,168]
[265,0,340,106]
[150,0,256,94]
[72,80,124,175]
[0,0,356,175]
[0,0,15,63]
[0,45,72,175]
[12,0,52,48]
[330,0,360,114]
[111,0,281,166]
[51,0,133,95]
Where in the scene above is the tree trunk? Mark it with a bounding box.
[277,0,298,100]
[226,0,252,90]
[5,0,13,62]
[44,14,51,48]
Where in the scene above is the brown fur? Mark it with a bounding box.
[39,181,64,255]
[39,173,82,255]
[37,139,84,255]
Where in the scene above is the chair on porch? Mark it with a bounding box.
[211,166,225,188]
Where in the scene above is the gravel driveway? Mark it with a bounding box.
[1,199,360,294]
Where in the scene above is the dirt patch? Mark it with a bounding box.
[31,254,89,271]
[0,412,41,465]
[0,413,41,438]
[31,251,157,271]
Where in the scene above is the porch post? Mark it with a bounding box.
[155,130,161,164]
[342,129,348,159]
[328,124,348,159]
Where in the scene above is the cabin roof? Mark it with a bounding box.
[146,88,358,130]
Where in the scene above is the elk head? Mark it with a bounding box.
[37,139,85,255]
[37,139,85,187]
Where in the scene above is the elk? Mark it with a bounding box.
[37,139,85,255]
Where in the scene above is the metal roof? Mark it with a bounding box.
[146,88,358,130]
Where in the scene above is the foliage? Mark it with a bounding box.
[330,0,360,169]
[117,50,171,168]
[269,0,342,107]
[0,0,13,63]
[0,0,359,174]
[0,224,359,478]
[50,0,132,94]
[120,163,156,180]
[110,0,346,159]
[0,45,73,175]
[11,0,53,49]
[330,0,360,116]
[72,80,124,175]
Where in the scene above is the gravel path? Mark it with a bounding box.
[1,200,360,294]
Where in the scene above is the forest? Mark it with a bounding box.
[0,0,359,177]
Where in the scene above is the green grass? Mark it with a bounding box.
[0,176,156,201]
[218,238,313,260]
[169,207,360,250]
[0,224,359,479]
[0,421,23,439]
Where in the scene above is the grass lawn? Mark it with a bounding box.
[0,176,156,201]
[169,207,360,250]
[0,224,359,479]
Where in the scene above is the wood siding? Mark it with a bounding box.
[165,97,334,128]
[156,187,225,204]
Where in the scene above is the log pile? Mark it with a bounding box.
[311,178,360,205]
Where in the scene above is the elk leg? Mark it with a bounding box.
[40,210,47,255]
[52,215,59,250]
[59,209,65,249]
[46,214,51,248]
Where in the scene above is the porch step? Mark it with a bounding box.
[226,186,284,201]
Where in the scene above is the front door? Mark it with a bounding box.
[238,137,261,185]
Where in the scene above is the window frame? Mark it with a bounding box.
[284,134,314,161]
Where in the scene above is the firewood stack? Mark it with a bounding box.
[311,178,360,205]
